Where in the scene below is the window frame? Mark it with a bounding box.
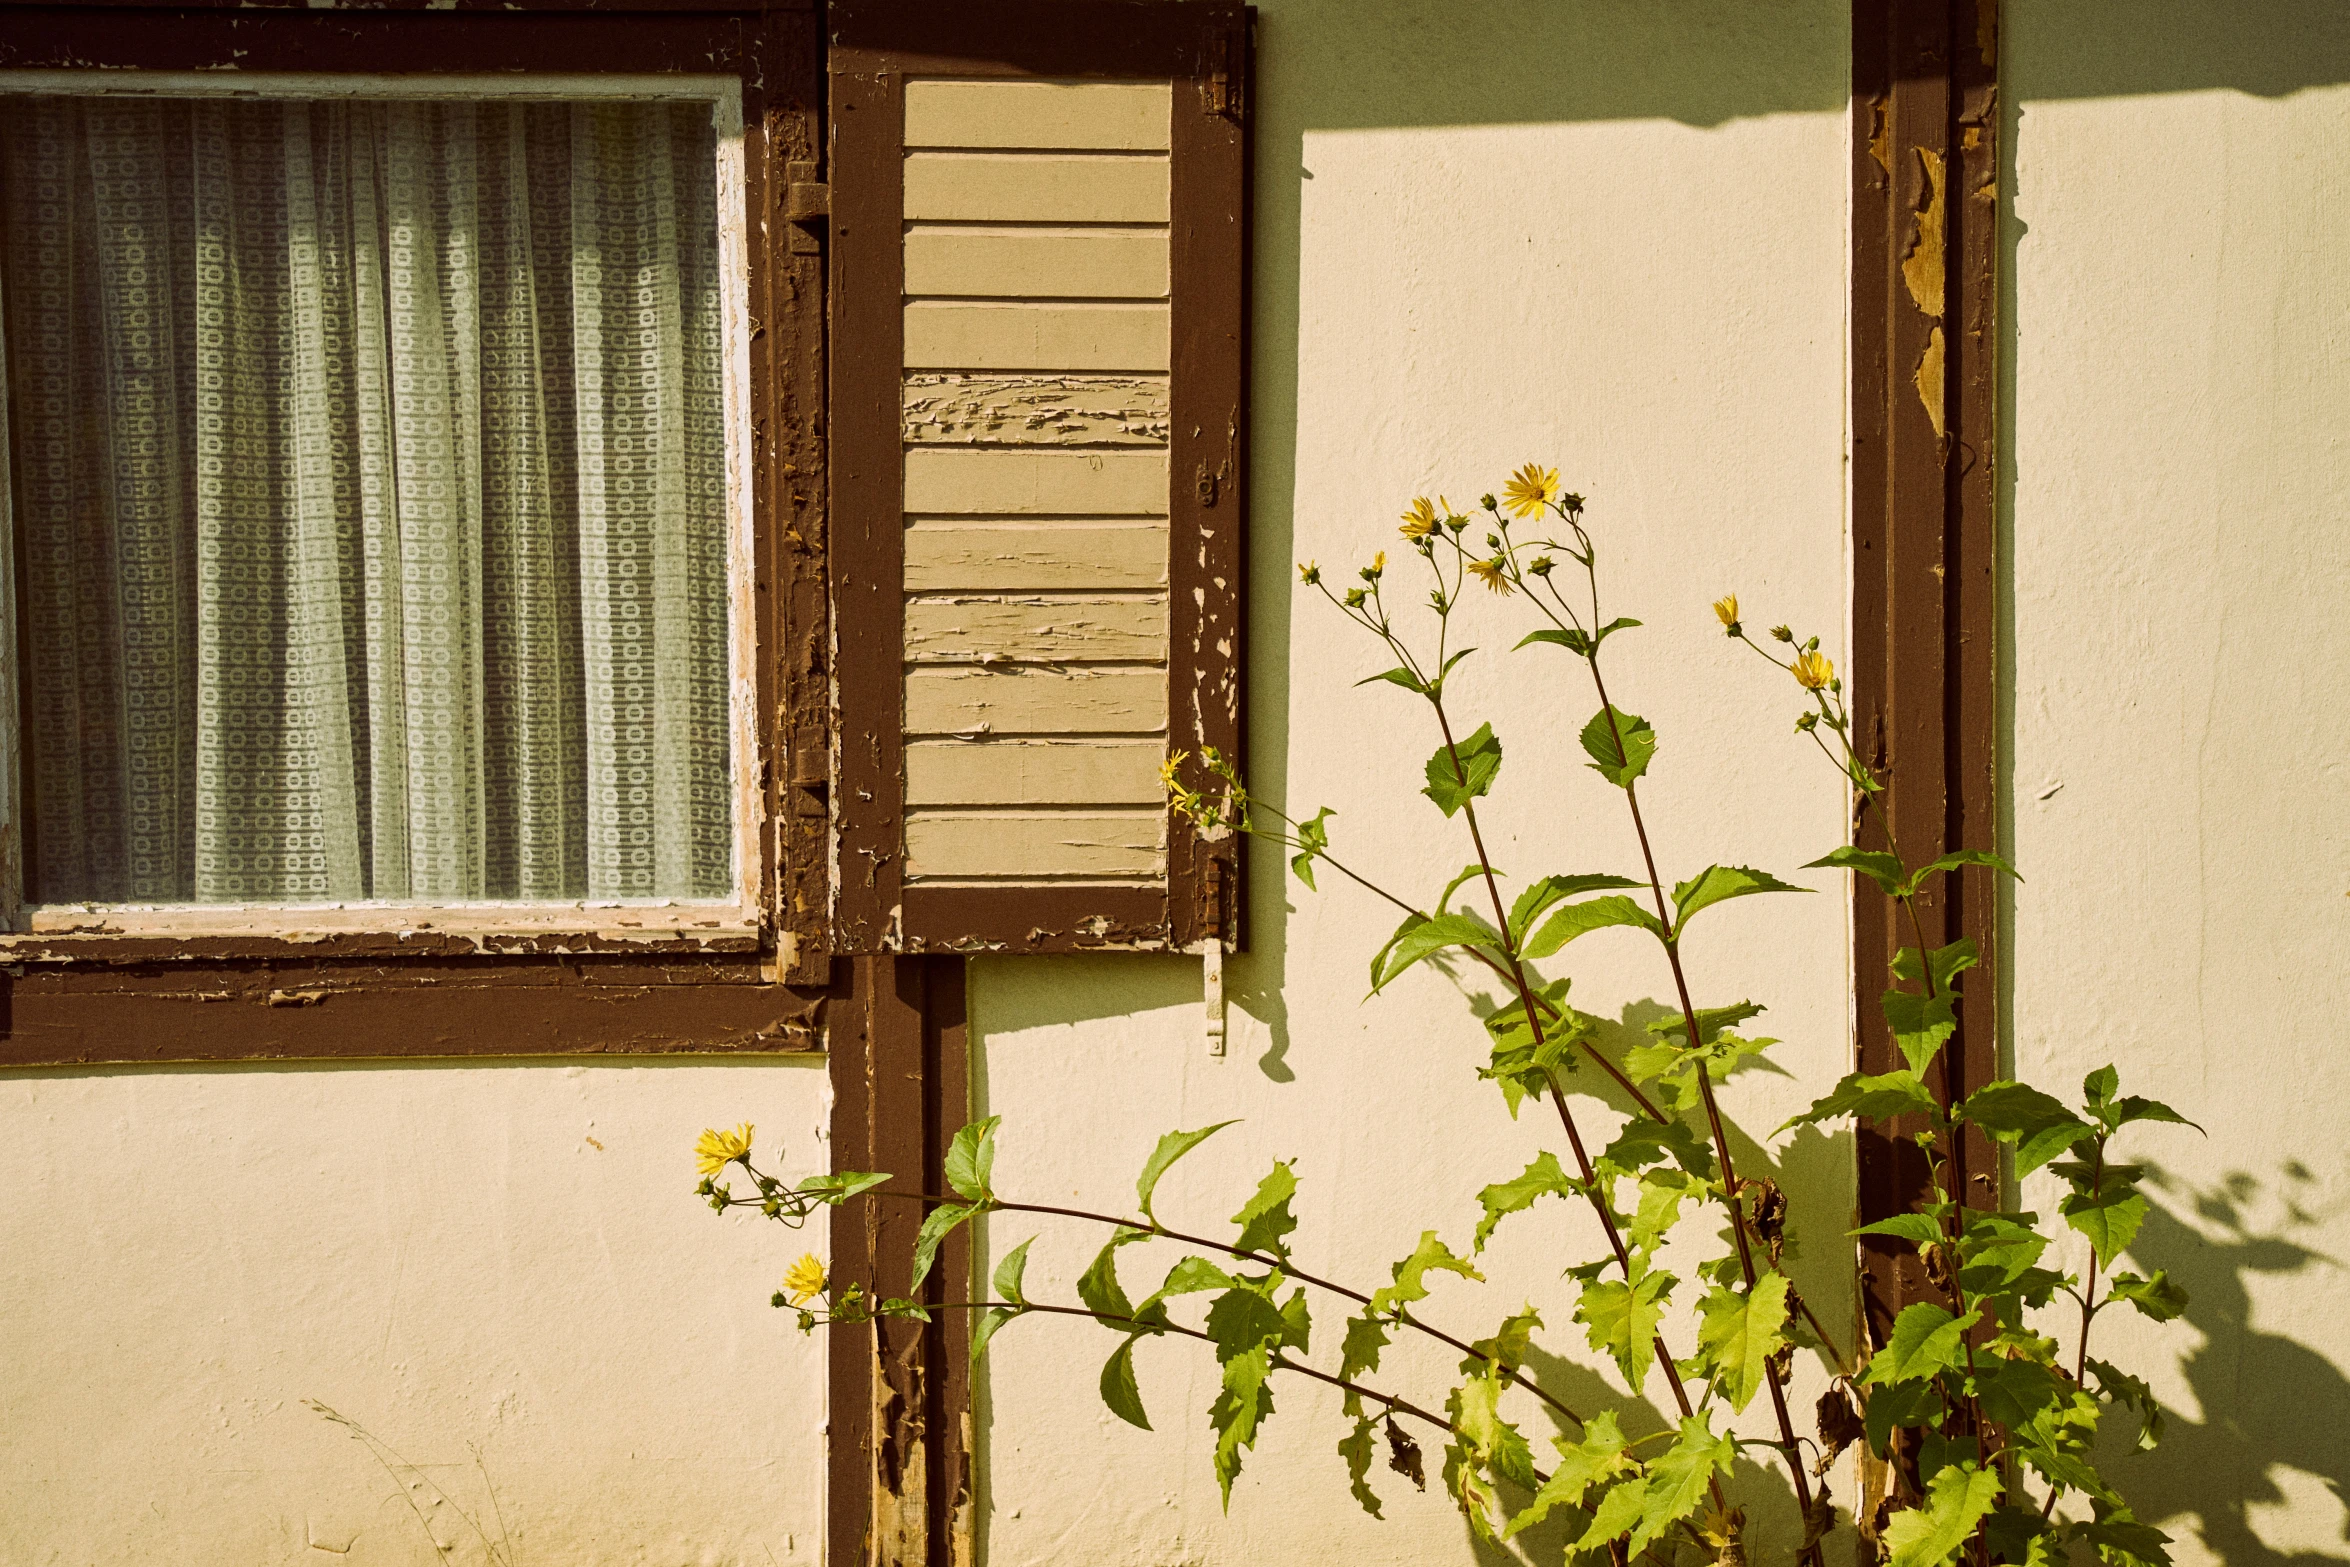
[0,0,832,1061]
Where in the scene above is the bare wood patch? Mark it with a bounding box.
[903,373,1169,445]
[903,594,1167,664]
[905,522,1167,591]
[903,666,1166,736]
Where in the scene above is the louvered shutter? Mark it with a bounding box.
[829,1,1249,954]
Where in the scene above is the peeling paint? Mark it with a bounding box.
[1901,147,1946,319]
[1915,325,1947,441]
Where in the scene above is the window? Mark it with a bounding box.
[0,74,758,934]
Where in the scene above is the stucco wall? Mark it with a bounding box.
[975,3,1857,1563]
[2004,7,2350,1564]
[0,1059,832,1563]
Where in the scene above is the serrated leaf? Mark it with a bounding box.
[1508,872,1644,943]
[1339,1313,1390,1390]
[1575,1267,1673,1394]
[1954,1211,2053,1297]
[1892,937,1980,995]
[1883,988,1959,1074]
[1972,1355,2069,1429]
[1780,1068,1942,1132]
[2105,1269,2188,1323]
[2083,1064,2120,1111]
[1473,1151,1580,1251]
[1985,1507,2065,1567]
[1424,722,1503,816]
[1574,1479,1649,1555]
[1598,1118,1717,1181]
[1289,806,1333,890]
[1862,1302,1981,1385]
[1075,1227,1148,1321]
[2112,1095,2203,1134]
[1504,1409,1632,1540]
[1370,911,1504,992]
[1523,894,1665,959]
[1340,1415,1384,1518]
[2085,1358,2165,1452]
[1692,1271,1790,1412]
[1099,1338,1151,1429]
[1902,847,2022,894]
[1230,1161,1299,1258]
[1205,1286,1290,1366]
[1884,1463,2003,1567]
[1626,1174,1692,1265]
[969,1305,1017,1362]
[1854,1212,1946,1248]
[1134,1255,1240,1321]
[1209,1343,1275,1507]
[1865,1377,1944,1457]
[1135,1120,1237,1224]
[1806,844,1907,895]
[1959,1081,2096,1176]
[991,1236,1035,1306]
[1580,707,1657,787]
[1633,1415,1738,1555]
[2061,1186,2148,1269]
[942,1117,1000,1202]
[1369,1230,1483,1316]
[1671,864,1806,936]
[909,1202,977,1292]
[1449,1373,1539,1492]
[2074,1506,2174,1567]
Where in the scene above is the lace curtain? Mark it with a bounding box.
[0,95,733,905]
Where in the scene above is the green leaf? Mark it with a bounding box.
[1959,1082,2096,1176]
[2086,1358,2165,1452]
[1357,665,1427,695]
[2112,1095,2203,1134]
[1449,1373,1539,1493]
[1580,707,1657,787]
[1289,807,1333,890]
[1230,1161,1300,1258]
[1954,1211,2055,1298]
[1574,1267,1674,1394]
[1473,1152,1580,1251]
[1340,1415,1384,1519]
[1780,1068,1942,1132]
[1370,911,1504,992]
[2105,1269,2188,1323]
[2075,1505,2174,1567]
[1075,1227,1148,1321]
[1902,848,2022,894]
[1516,617,1640,659]
[1133,1255,1241,1321]
[942,1117,1000,1202]
[1523,894,1665,959]
[1099,1338,1151,1430]
[1434,860,1489,914]
[1369,1230,1483,1316]
[1423,722,1503,816]
[991,1236,1035,1306]
[1893,938,1980,995]
[1504,1410,1632,1540]
[1204,1285,1290,1365]
[1882,988,1959,1075]
[1884,1463,2004,1567]
[1135,1120,1237,1224]
[1864,1377,1944,1457]
[1972,1355,2069,1429]
[2083,1064,2120,1112]
[1862,1302,1981,1385]
[1670,864,1806,936]
[969,1306,1017,1362]
[1598,1118,1716,1181]
[1854,1212,1946,1248]
[1462,1304,1543,1378]
[1626,1174,1693,1265]
[1632,1414,1738,1556]
[1508,872,1644,944]
[1644,1000,1769,1047]
[909,1202,978,1292]
[1338,1313,1390,1390]
[2061,1186,2148,1269]
[1208,1344,1275,1507]
[1985,1507,2065,1567]
[1692,1271,1790,1412]
[1573,1479,1649,1556]
[798,1170,894,1204]
[1806,844,1907,896]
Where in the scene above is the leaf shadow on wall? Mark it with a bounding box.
[2117,1166,2350,1567]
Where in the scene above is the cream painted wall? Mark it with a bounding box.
[0,1060,832,1563]
[2005,7,2350,1564]
[975,3,1856,1565]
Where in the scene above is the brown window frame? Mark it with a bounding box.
[0,0,834,1063]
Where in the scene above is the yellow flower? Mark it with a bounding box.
[1372,550,1386,576]
[1467,557,1514,595]
[695,1122,755,1175]
[1159,750,1188,791]
[1713,594,1740,630]
[781,1252,828,1306]
[1501,463,1561,519]
[1399,498,1438,540]
[1793,649,1834,691]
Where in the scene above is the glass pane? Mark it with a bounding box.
[0,95,733,905]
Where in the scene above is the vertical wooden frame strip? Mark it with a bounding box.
[1849,0,2001,1348]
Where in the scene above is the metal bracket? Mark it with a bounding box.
[785,160,828,255]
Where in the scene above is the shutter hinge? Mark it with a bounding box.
[1196,462,1219,508]
[1203,27,1245,120]
[785,161,828,255]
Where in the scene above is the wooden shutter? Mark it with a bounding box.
[829,0,1249,955]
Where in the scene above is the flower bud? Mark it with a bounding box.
[1298,561,1321,585]
[1529,555,1555,576]
[1479,494,1497,512]
[1770,625,1794,643]
[1795,711,1819,732]
[1344,587,1368,608]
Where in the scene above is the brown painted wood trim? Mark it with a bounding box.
[0,1,831,1055]
[1849,0,2001,1349]
[826,0,1251,958]
[828,954,969,1567]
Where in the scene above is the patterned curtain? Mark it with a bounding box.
[0,96,732,905]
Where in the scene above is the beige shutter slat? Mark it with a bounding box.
[903,80,1173,151]
[902,302,1169,372]
[903,594,1166,663]
[904,739,1165,805]
[903,373,1170,446]
[905,524,1168,590]
[902,447,1166,513]
[902,666,1167,736]
[904,229,1169,299]
[904,808,1165,880]
[903,152,1169,222]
